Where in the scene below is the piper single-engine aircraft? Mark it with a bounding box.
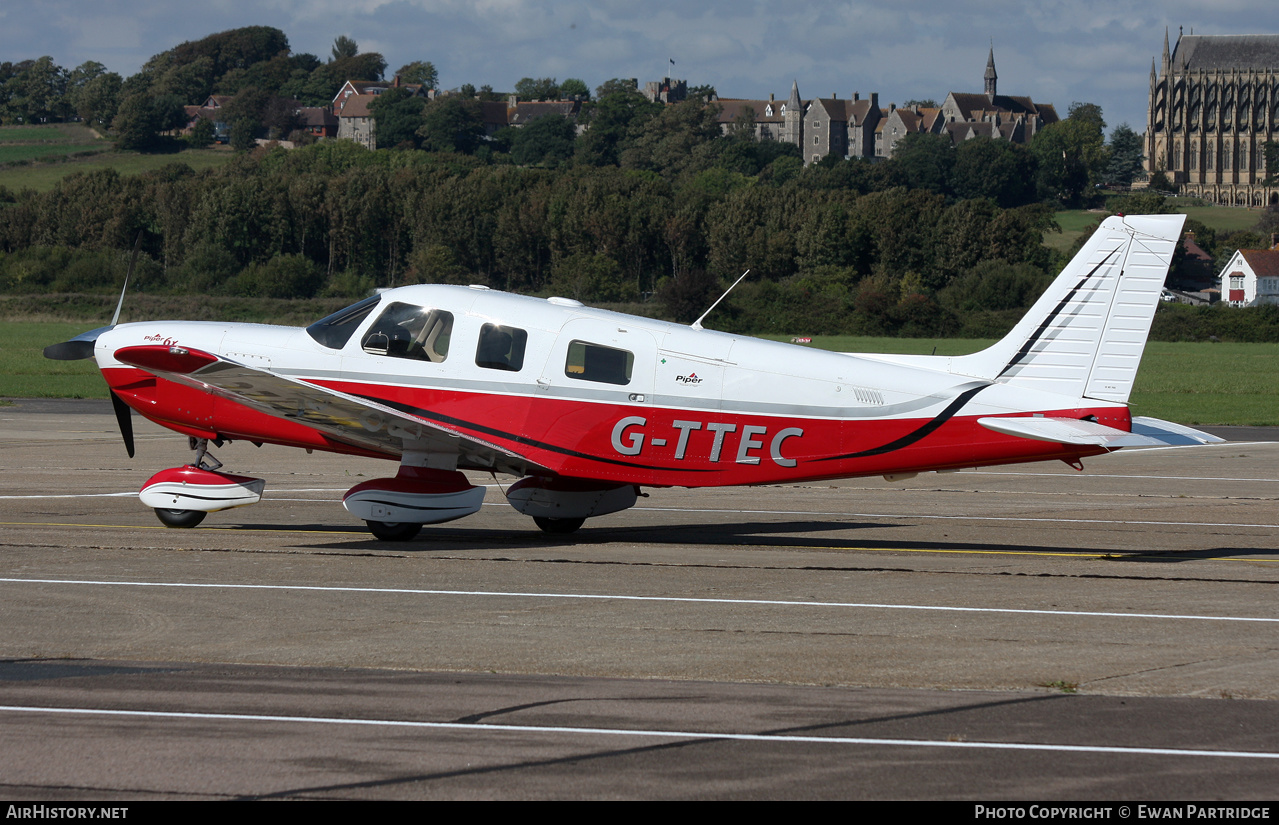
[46,213,1220,540]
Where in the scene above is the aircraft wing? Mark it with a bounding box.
[113,344,548,477]
[977,416,1224,448]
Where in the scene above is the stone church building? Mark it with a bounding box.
[1145,29,1279,206]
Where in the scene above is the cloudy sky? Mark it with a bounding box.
[3,1,1274,135]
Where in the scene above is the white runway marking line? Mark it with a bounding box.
[961,469,1279,482]
[624,505,1279,530]
[1,704,1276,760]
[0,492,136,500]
[2,578,1276,624]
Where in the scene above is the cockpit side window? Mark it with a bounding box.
[306,295,381,349]
[361,302,453,362]
[564,340,632,385]
[475,324,527,372]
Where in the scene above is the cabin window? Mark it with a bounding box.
[306,295,381,349]
[475,324,527,372]
[564,341,633,386]
[361,302,453,362]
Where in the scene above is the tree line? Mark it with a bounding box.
[6,24,1279,339]
[0,134,1063,336]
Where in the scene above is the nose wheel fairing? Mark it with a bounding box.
[139,465,267,520]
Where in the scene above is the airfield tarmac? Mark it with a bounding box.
[2,399,1278,800]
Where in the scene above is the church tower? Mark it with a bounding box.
[781,79,804,147]
[984,47,998,99]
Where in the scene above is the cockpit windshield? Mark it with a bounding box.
[306,295,381,349]
[360,302,454,363]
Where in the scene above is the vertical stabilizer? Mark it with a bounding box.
[948,214,1185,403]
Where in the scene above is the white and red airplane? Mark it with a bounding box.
[46,213,1219,540]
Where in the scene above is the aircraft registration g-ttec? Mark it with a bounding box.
[46,213,1220,540]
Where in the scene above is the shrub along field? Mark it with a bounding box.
[5,320,1276,425]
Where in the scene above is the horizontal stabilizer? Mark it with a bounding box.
[1130,416,1226,446]
[978,417,1161,447]
[978,416,1223,448]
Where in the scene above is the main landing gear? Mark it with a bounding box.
[138,438,266,529]
[532,516,586,535]
[506,478,637,535]
[342,463,485,541]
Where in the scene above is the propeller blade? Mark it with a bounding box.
[44,232,142,361]
[110,232,144,328]
[110,390,135,459]
[43,325,113,361]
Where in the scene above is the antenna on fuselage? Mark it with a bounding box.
[691,269,750,331]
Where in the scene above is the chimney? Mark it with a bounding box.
[870,92,879,108]
[769,93,774,102]
[853,92,860,102]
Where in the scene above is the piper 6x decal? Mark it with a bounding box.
[612,416,804,466]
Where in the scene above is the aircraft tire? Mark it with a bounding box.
[366,520,423,541]
[154,508,207,529]
[533,516,585,535]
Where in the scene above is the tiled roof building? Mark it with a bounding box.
[713,81,883,166]
[937,49,1058,149]
[709,50,1051,166]
[1219,247,1279,306]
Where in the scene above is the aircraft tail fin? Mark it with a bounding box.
[948,214,1185,404]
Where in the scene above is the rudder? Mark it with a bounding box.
[948,214,1185,403]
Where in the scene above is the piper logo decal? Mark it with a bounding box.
[675,373,703,384]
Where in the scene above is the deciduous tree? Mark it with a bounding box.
[395,61,438,90]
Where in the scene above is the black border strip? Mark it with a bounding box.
[815,385,989,462]
[998,247,1123,378]
[355,394,716,474]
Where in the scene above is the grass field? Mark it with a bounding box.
[0,126,72,142]
[1,321,109,399]
[0,122,110,170]
[5,322,1277,424]
[775,335,1279,426]
[0,146,234,192]
[0,143,106,164]
[1046,203,1263,255]
[0,122,234,192]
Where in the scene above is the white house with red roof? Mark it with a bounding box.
[1219,246,1279,306]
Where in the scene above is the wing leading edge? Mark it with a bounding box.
[113,344,548,477]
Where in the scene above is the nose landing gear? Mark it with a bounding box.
[139,438,265,528]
